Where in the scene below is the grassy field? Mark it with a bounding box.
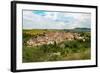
[22,29,91,63]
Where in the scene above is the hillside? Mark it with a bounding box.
[23,29,91,62]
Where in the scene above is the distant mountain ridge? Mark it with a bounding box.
[73,28,90,32]
[74,28,90,30]
[64,28,91,32]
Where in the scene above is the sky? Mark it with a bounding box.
[23,10,91,29]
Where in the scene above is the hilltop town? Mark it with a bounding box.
[26,31,85,47]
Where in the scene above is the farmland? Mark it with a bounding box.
[22,29,91,62]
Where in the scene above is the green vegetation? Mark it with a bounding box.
[22,29,91,63]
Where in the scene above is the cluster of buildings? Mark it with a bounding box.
[26,31,85,47]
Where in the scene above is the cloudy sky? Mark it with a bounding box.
[23,10,91,29]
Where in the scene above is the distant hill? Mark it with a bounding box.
[73,28,91,32]
[64,28,91,32]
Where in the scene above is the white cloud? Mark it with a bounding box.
[23,10,91,29]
